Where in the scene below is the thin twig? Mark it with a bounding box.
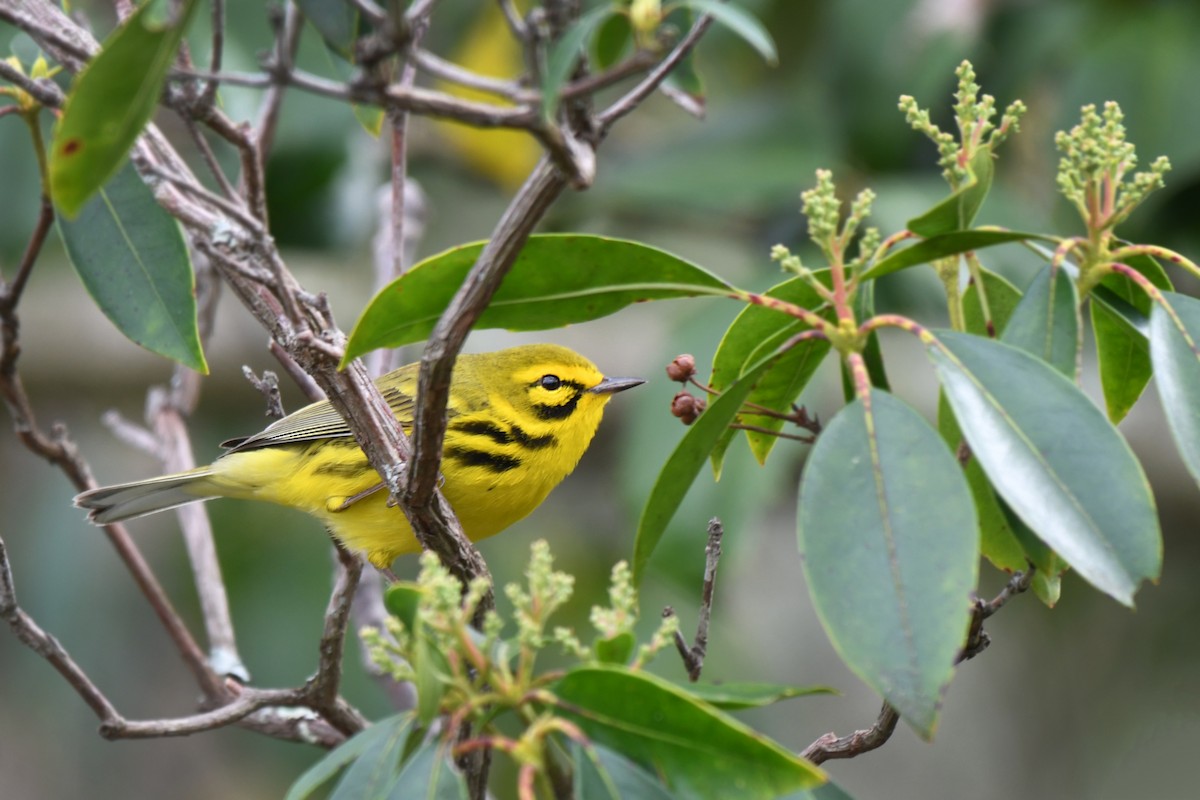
[665,518,724,681]
[198,0,225,111]
[255,0,302,165]
[269,340,325,402]
[305,548,368,734]
[241,366,285,419]
[800,568,1035,765]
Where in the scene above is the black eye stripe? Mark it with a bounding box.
[533,386,584,420]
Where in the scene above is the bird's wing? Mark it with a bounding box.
[222,369,435,452]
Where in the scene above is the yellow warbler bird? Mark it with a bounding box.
[75,344,643,567]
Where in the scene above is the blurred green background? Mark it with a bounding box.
[3,1,1200,798]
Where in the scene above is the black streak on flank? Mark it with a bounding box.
[447,446,521,474]
[452,420,556,450]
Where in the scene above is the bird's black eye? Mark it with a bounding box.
[539,375,562,391]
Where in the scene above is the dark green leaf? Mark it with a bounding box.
[57,160,206,372]
[942,268,1028,572]
[660,6,706,116]
[384,582,423,632]
[862,231,1044,281]
[592,13,633,70]
[389,736,467,800]
[1092,254,1172,423]
[906,149,994,237]
[329,715,413,800]
[683,0,778,65]
[574,741,679,800]
[50,0,199,216]
[286,714,413,800]
[1149,291,1200,489]
[296,0,360,59]
[415,632,446,726]
[961,267,1022,338]
[683,681,836,710]
[1002,265,1080,378]
[595,632,635,665]
[929,331,1161,605]
[709,273,832,474]
[543,7,613,119]
[554,665,825,799]
[634,354,779,583]
[778,779,858,800]
[856,280,890,390]
[344,234,732,364]
[798,389,978,736]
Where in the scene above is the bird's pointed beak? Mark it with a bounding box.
[589,376,645,395]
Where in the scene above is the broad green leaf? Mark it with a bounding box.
[574,741,680,800]
[344,234,732,363]
[329,714,413,800]
[543,7,613,119]
[683,0,778,65]
[709,273,832,474]
[57,160,207,372]
[384,582,423,632]
[937,393,1024,574]
[906,149,995,237]
[1149,291,1200,489]
[855,279,890,391]
[946,269,1027,572]
[683,681,836,710]
[1002,265,1080,378]
[50,0,199,216]
[296,0,360,59]
[634,353,779,583]
[415,631,446,726]
[553,665,825,799]
[961,267,1022,338]
[798,389,978,737]
[1092,254,1172,423]
[660,7,706,117]
[929,331,1161,605]
[390,736,467,800]
[593,13,633,70]
[286,714,413,800]
[862,230,1043,281]
[595,632,635,665]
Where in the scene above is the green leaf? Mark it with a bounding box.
[709,273,832,474]
[1092,254,1172,423]
[390,736,467,800]
[592,13,633,70]
[286,714,413,800]
[1002,265,1080,378]
[595,632,635,665]
[682,0,779,65]
[683,681,836,710]
[57,160,207,372]
[50,0,199,216]
[574,741,680,800]
[344,234,732,364]
[779,779,858,800]
[329,715,414,800]
[862,230,1044,281]
[296,0,361,59]
[543,7,613,119]
[929,331,1161,605]
[660,7,706,117]
[906,149,994,237]
[415,631,446,726]
[1149,291,1200,489]
[634,354,779,583]
[384,582,423,632]
[942,269,1028,573]
[553,664,825,799]
[962,267,1022,338]
[798,389,978,737]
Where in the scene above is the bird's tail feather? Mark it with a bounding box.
[75,467,219,524]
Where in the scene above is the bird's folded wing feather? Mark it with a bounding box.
[222,383,431,452]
